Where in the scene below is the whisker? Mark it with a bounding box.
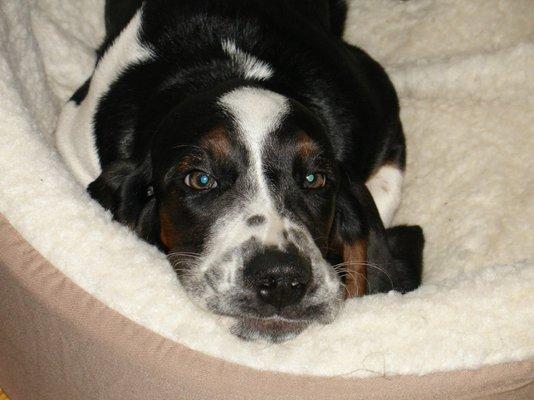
[335,261,394,290]
[167,252,203,260]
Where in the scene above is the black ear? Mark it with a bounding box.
[331,179,424,297]
[87,157,161,247]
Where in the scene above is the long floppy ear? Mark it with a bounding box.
[330,180,424,298]
[87,157,161,247]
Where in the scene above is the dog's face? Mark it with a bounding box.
[152,87,345,342]
[97,85,416,342]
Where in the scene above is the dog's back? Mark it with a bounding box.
[102,0,348,46]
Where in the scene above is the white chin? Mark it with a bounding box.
[229,316,310,343]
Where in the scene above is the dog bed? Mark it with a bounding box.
[1,0,533,398]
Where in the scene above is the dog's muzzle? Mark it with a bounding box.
[243,248,312,310]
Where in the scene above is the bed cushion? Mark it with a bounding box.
[1,216,533,399]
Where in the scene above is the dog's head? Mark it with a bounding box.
[89,85,423,342]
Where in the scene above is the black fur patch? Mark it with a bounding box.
[247,215,266,226]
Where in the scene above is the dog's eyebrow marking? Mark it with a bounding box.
[200,125,231,158]
[247,215,266,226]
[175,154,203,173]
[296,131,319,158]
[222,39,273,80]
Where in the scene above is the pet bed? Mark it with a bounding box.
[1,0,533,398]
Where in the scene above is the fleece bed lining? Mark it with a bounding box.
[0,0,533,377]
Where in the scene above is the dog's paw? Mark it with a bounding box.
[385,225,425,293]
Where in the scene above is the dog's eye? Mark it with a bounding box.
[303,172,326,189]
[184,171,218,190]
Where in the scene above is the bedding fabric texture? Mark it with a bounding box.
[0,0,533,381]
[1,217,533,400]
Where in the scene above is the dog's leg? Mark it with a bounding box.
[365,164,404,228]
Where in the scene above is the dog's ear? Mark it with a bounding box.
[330,179,424,298]
[87,157,161,246]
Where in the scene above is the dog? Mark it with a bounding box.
[56,0,424,342]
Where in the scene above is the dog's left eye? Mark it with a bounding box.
[184,171,218,190]
[303,172,326,189]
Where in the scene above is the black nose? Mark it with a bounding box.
[244,249,312,309]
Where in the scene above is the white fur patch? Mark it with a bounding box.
[366,164,404,227]
[222,40,273,80]
[219,87,288,208]
[188,88,292,292]
[55,9,153,187]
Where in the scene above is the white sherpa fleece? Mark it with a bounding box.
[0,0,533,377]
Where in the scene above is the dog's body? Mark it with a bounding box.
[56,0,424,342]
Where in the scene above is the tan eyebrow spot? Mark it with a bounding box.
[176,154,203,173]
[296,130,319,158]
[200,125,232,158]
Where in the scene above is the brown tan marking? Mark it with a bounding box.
[296,131,319,159]
[342,239,367,298]
[159,205,180,250]
[200,125,231,159]
[175,154,203,174]
[160,127,230,251]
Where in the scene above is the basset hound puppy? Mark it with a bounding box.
[56,0,424,342]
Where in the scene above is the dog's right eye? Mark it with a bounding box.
[303,172,327,189]
[184,171,218,190]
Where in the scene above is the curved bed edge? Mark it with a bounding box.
[1,215,533,400]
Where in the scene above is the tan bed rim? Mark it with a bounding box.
[0,215,533,400]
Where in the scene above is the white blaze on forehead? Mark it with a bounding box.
[221,40,273,80]
[219,87,289,201]
[218,87,289,244]
[218,87,288,139]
